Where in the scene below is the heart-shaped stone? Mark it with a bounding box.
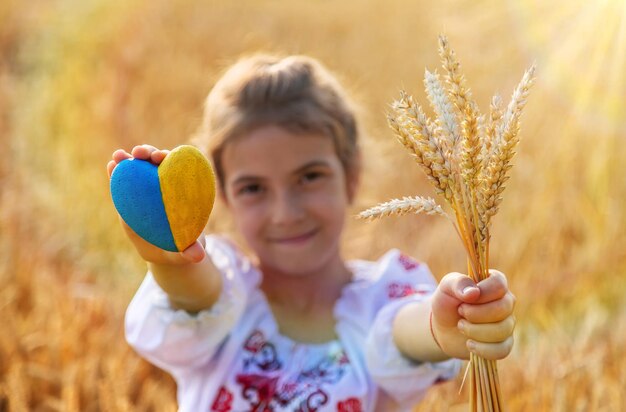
[110,145,216,252]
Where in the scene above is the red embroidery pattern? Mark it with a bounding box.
[398,254,420,271]
[219,330,351,411]
[387,282,417,299]
[243,330,282,371]
[236,374,279,412]
[294,389,328,412]
[211,386,233,412]
[337,397,362,412]
[244,330,266,353]
[337,351,350,365]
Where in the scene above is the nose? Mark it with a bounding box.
[271,189,305,225]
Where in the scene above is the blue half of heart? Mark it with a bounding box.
[110,159,178,252]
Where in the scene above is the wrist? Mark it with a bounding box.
[432,315,471,360]
[429,310,443,351]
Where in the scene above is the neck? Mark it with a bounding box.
[259,253,352,314]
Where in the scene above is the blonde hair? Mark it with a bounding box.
[195,54,360,188]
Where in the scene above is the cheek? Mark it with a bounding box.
[308,191,347,226]
[231,203,265,240]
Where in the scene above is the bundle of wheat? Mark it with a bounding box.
[359,35,535,411]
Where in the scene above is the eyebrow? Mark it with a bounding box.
[230,159,332,186]
[292,159,332,174]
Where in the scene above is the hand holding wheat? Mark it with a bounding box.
[429,269,515,359]
[359,36,535,411]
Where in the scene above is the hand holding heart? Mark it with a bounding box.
[107,145,215,264]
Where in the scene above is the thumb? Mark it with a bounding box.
[180,240,206,263]
[432,272,479,326]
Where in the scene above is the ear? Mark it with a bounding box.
[346,151,362,205]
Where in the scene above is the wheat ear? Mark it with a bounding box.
[390,94,456,203]
[424,69,461,149]
[357,196,447,221]
[479,65,536,235]
[438,35,472,114]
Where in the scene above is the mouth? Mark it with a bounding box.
[269,228,319,245]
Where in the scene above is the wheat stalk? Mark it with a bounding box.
[363,36,535,412]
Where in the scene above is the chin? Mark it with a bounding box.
[260,248,334,278]
[253,233,342,277]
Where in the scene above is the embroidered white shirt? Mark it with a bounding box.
[125,235,460,412]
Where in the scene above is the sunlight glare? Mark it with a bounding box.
[509,0,626,135]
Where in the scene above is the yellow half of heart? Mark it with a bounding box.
[158,145,216,252]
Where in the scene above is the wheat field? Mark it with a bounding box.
[1,0,626,410]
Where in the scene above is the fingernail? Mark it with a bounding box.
[462,286,475,296]
[467,340,476,352]
[457,320,466,333]
[458,305,465,317]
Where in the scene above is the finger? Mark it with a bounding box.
[459,292,516,324]
[474,270,509,304]
[107,160,117,178]
[119,215,142,242]
[180,240,206,263]
[438,272,480,303]
[458,316,516,343]
[467,336,514,360]
[150,149,170,165]
[112,149,132,163]
[131,145,159,160]
[432,273,479,326]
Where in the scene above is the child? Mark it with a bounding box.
[107,55,516,412]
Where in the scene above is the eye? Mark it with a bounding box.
[237,183,263,196]
[300,171,324,184]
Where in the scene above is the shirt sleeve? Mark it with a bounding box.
[124,235,257,377]
[363,250,461,406]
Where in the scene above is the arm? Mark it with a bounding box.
[393,270,516,362]
[108,144,222,313]
[392,299,449,362]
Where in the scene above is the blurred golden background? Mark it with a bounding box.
[1,0,625,410]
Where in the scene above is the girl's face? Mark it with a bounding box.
[221,125,357,277]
